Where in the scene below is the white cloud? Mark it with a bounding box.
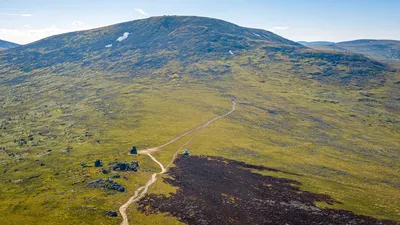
[270,26,289,32]
[72,20,84,26]
[4,13,32,17]
[0,26,89,44]
[272,26,290,30]
[23,25,31,28]
[268,26,290,33]
[134,8,149,16]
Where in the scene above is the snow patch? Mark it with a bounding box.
[105,44,112,48]
[117,32,130,42]
[229,50,234,55]
[253,33,261,37]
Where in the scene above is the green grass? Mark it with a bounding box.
[0,51,399,224]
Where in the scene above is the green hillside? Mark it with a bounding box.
[0,16,399,225]
[0,39,20,50]
[300,39,400,66]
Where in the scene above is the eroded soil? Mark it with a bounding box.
[137,155,398,225]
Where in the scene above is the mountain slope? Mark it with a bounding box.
[0,16,388,88]
[298,41,335,46]
[338,39,400,62]
[298,41,349,52]
[300,39,400,65]
[0,16,399,225]
[0,39,20,50]
[1,16,300,72]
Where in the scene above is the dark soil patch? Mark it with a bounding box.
[137,155,398,225]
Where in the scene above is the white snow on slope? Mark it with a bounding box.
[253,33,261,37]
[229,50,234,55]
[117,32,130,42]
[105,44,112,48]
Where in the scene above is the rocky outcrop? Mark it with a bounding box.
[130,146,137,154]
[87,178,125,192]
[112,161,139,172]
[105,210,118,217]
[94,159,103,167]
[111,173,120,179]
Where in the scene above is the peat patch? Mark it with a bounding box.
[137,155,398,225]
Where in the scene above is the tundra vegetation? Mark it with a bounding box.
[0,16,399,224]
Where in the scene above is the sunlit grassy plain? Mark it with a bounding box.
[0,49,399,225]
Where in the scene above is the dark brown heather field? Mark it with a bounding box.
[137,155,399,225]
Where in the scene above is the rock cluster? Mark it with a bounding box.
[111,173,120,179]
[87,178,125,192]
[94,159,103,167]
[112,161,139,171]
[105,210,118,217]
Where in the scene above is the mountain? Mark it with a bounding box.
[1,16,301,75]
[338,39,400,64]
[0,16,388,88]
[0,39,20,50]
[298,41,348,52]
[0,16,399,225]
[298,41,335,46]
[300,39,400,65]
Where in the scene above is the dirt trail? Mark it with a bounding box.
[139,101,236,155]
[119,101,236,225]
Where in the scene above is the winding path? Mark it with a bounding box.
[119,101,236,225]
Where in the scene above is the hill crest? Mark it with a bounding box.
[0,39,20,50]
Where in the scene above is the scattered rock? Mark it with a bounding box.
[72,180,83,185]
[94,159,103,167]
[105,210,118,217]
[61,146,73,153]
[18,138,27,146]
[112,161,139,171]
[87,178,125,192]
[360,92,375,97]
[358,98,378,103]
[111,173,120,179]
[0,147,7,153]
[130,146,137,154]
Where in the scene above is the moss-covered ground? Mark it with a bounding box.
[0,52,399,224]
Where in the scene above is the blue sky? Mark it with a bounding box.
[1,0,399,44]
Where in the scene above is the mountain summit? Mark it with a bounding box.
[1,16,300,71]
[0,16,388,87]
[24,16,301,51]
